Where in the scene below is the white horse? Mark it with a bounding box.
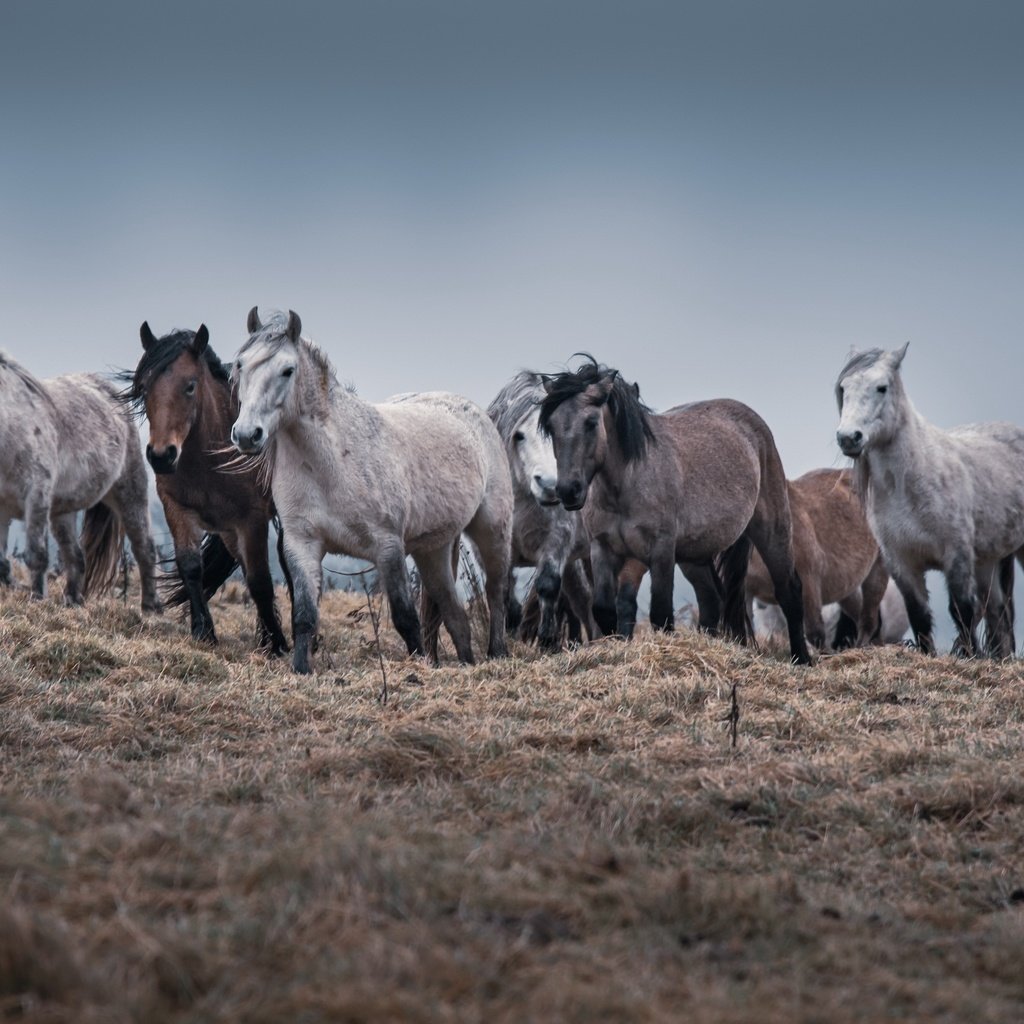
[487,371,595,649]
[229,308,513,674]
[836,344,1024,657]
[0,352,160,610]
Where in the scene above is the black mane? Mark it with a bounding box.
[538,354,656,463]
[116,330,230,414]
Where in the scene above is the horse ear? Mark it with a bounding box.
[192,324,209,356]
[541,375,555,395]
[631,381,640,398]
[286,310,302,343]
[140,321,158,351]
[247,306,263,334]
[892,341,909,367]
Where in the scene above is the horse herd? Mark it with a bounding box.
[3,310,1024,674]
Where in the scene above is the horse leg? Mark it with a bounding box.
[681,561,723,635]
[856,553,889,645]
[372,539,424,659]
[463,505,511,660]
[798,572,828,650]
[106,452,161,613]
[51,512,86,607]
[419,541,456,664]
[591,544,624,637]
[976,557,1014,659]
[889,564,934,654]
[745,518,811,665]
[23,482,52,598]
[534,554,565,652]
[413,544,473,664]
[832,607,859,650]
[561,558,597,642]
[0,516,10,586]
[165,502,216,643]
[239,524,289,656]
[614,559,644,638]
[505,566,523,634]
[946,553,980,658]
[648,545,676,633]
[282,533,325,674]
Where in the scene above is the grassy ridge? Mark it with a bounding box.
[2,578,1024,1022]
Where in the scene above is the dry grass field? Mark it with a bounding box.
[3,572,1024,1023]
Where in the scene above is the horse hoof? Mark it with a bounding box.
[143,600,164,615]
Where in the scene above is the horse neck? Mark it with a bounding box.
[861,392,939,493]
[277,375,379,468]
[591,405,634,503]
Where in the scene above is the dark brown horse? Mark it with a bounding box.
[120,323,288,653]
[539,357,810,664]
[746,468,889,649]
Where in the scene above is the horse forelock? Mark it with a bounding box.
[538,356,655,463]
[488,370,546,445]
[116,330,229,414]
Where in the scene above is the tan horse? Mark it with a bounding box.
[0,351,160,610]
[746,468,889,649]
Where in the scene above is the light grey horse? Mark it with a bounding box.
[0,352,160,609]
[487,371,595,650]
[836,344,1024,657]
[229,308,513,674]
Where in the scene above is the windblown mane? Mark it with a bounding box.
[0,349,56,409]
[538,355,656,463]
[116,330,230,415]
[487,370,546,446]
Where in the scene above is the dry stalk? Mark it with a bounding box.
[723,683,740,748]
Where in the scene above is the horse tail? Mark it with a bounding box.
[161,533,239,607]
[81,503,125,598]
[715,538,753,642]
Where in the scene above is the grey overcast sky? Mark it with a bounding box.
[2,0,1022,480]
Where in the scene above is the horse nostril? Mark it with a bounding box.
[166,445,177,463]
[852,430,863,443]
[252,427,263,443]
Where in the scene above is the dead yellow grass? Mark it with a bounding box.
[2,577,1024,1022]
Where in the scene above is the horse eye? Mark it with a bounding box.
[584,417,599,432]
[282,367,294,378]
[184,381,196,396]
[512,431,525,444]
[877,385,888,394]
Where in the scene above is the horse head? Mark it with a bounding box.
[538,356,653,511]
[135,322,211,474]
[230,307,302,453]
[512,406,560,506]
[835,343,909,458]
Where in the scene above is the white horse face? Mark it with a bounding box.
[511,407,560,506]
[231,315,302,453]
[836,344,908,457]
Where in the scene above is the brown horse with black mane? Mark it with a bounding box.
[539,356,811,664]
[119,323,289,654]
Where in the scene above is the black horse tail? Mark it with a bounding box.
[161,533,240,607]
[81,503,125,598]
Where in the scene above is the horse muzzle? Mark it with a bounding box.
[556,480,587,511]
[531,476,561,507]
[231,424,265,454]
[146,444,179,475]
[836,430,865,458]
